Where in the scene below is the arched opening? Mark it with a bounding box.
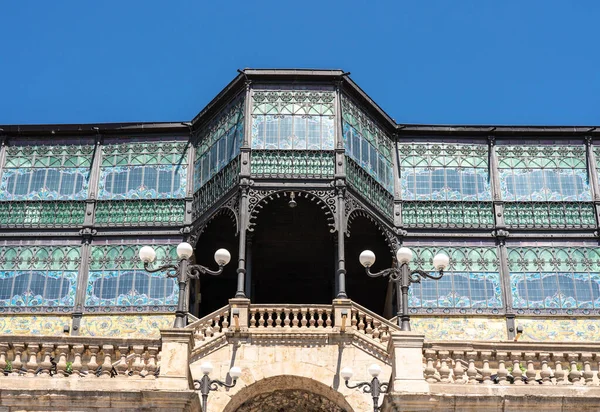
[223,375,355,412]
[345,214,392,317]
[192,211,239,317]
[249,192,335,304]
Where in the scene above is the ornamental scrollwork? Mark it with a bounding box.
[345,193,398,255]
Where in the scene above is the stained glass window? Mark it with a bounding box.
[99,142,187,200]
[407,246,502,309]
[251,89,335,153]
[0,245,80,308]
[497,145,591,201]
[508,247,600,309]
[399,143,491,201]
[341,94,393,193]
[86,243,178,308]
[194,97,244,191]
[0,144,92,201]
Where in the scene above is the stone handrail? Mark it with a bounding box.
[0,335,160,379]
[249,304,333,329]
[350,301,399,346]
[186,305,230,348]
[423,340,600,386]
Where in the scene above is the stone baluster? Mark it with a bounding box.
[357,313,365,334]
[567,353,582,385]
[350,309,358,329]
[0,343,8,376]
[266,309,274,327]
[539,353,551,385]
[466,351,478,384]
[300,308,308,327]
[116,345,130,377]
[496,352,509,385]
[87,345,100,378]
[11,343,25,376]
[221,312,229,332]
[372,319,381,340]
[258,309,266,327]
[511,353,524,385]
[100,345,114,378]
[275,308,283,327]
[132,345,145,377]
[481,351,493,385]
[380,324,390,344]
[308,309,316,327]
[424,349,439,383]
[365,315,373,335]
[283,308,291,327]
[452,351,466,384]
[553,353,567,385]
[524,352,537,383]
[581,353,594,386]
[205,320,215,338]
[325,309,332,327]
[39,344,54,377]
[146,346,159,379]
[291,308,300,327]
[26,343,40,377]
[54,345,70,378]
[71,344,84,378]
[438,351,451,383]
[317,309,324,327]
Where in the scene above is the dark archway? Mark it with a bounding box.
[345,215,392,316]
[250,193,335,304]
[192,211,239,317]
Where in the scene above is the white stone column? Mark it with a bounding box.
[387,331,429,393]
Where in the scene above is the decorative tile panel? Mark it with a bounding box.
[0,144,93,201]
[0,245,80,311]
[516,317,600,342]
[341,94,393,193]
[410,316,507,340]
[497,145,591,202]
[99,142,187,200]
[408,247,502,309]
[194,96,244,192]
[0,315,72,336]
[86,243,178,310]
[508,247,600,310]
[79,314,174,338]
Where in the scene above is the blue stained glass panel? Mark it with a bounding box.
[0,271,78,307]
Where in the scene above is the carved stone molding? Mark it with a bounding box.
[247,189,337,233]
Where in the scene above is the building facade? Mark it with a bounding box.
[1,69,600,411]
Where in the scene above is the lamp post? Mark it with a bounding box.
[359,247,449,332]
[195,361,241,412]
[139,242,231,328]
[341,364,388,412]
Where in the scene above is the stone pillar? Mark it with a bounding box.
[387,331,429,393]
[229,297,250,332]
[332,298,352,332]
[157,328,194,390]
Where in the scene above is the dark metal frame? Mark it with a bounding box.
[194,373,237,412]
[344,375,389,412]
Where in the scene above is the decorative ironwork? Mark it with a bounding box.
[0,201,86,227]
[251,149,334,178]
[508,247,600,311]
[252,89,335,116]
[1,144,93,201]
[192,157,240,220]
[402,201,494,228]
[194,96,244,191]
[345,194,399,253]
[247,189,336,232]
[86,243,178,311]
[99,141,188,200]
[346,157,393,220]
[95,199,185,226]
[407,246,502,311]
[497,145,591,202]
[188,195,239,246]
[503,202,596,228]
[0,244,81,311]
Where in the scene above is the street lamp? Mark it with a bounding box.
[341,364,388,412]
[359,247,449,332]
[139,242,231,328]
[194,361,241,412]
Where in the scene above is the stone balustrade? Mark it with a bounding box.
[0,336,160,379]
[249,304,333,329]
[187,305,230,344]
[423,341,600,386]
[349,301,396,346]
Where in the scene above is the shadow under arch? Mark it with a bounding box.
[249,190,335,304]
[192,209,239,317]
[345,212,393,317]
[223,375,355,412]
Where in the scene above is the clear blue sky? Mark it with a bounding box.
[1,1,598,126]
